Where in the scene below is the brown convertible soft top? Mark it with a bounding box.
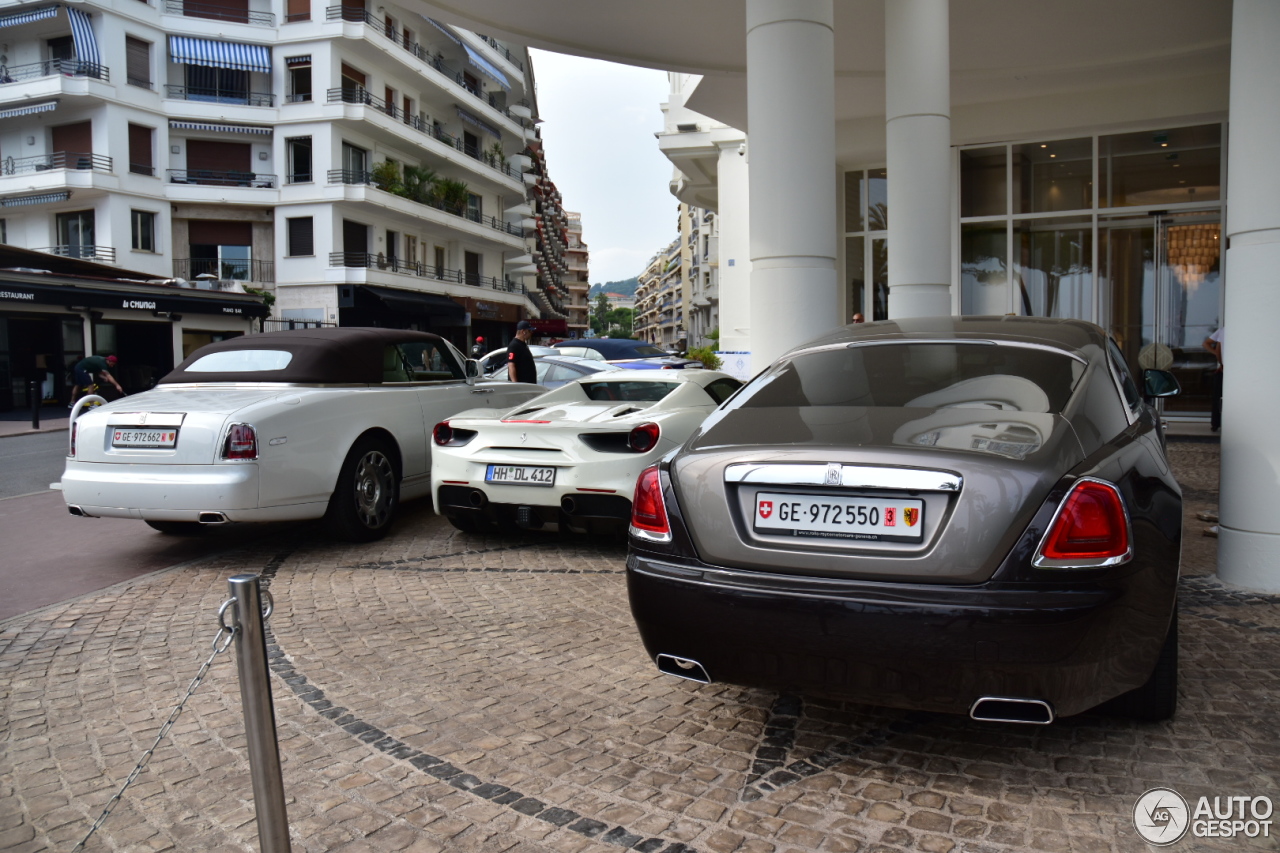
[160,327,445,385]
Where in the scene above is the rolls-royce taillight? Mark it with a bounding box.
[630,465,671,542]
[1034,478,1131,568]
[223,423,258,460]
[69,422,77,457]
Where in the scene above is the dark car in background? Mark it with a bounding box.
[484,354,623,388]
[626,316,1183,723]
[553,338,702,369]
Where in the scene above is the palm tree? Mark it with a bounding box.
[402,165,439,204]
[434,178,470,215]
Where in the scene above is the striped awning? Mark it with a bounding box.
[424,17,462,46]
[456,107,499,139]
[0,191,71,207]
[463,44,510,89]
[285,54,311,66]
[0,5,58,28]
[170,120,272,135]
[0,101,58,120]
[66,7,100,67]
[169,36,270,73]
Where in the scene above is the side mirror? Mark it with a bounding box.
[1143,368,1180,398]
[464,359,480,386]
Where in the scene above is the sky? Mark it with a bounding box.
[528,49,676,287]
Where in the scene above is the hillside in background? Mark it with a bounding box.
[589,277,638,298]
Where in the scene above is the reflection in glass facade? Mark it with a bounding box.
[845,236,864,321]
[1014,218,1092,318]
[844,170,888,321]
[1013,138,1093,214]
[960,147,1005,217]
[1099,124,1221,207]
[960,223,1007,315]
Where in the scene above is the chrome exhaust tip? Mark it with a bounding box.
[969,696,1055,725]
[67,505,85,517]
[198,512,228,524]
[655,654,711,684]
[468,489,487,508]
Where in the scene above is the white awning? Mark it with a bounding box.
[424,17,462,46]
[0,5,58,28]
[456,107,500,139]
[66,7,100,67]
[463,44,510,89]
[169,36,270,74]
[0,191,72,207]
[170,120,272,135]
[0,101,58,120]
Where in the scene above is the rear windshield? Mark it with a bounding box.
[582,380,680,402]
[733,343,1083,413]
[185,350,293,372]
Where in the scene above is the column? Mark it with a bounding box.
[746,0,838,368]
[885,0,952,318]
[715,136,752,367]
[1218,0,1280,591]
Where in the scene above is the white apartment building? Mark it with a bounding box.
[632,201,719,352]
[563,209,588,337]
[0,0,569,405]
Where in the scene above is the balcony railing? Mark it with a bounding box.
[327,169,524,237]
[1,151,112,175]
[163,0,275,25]
[0,59,109,83]
[326,88,521,180]
[37,245,116,263]
[472,34,525,72]
[168,168,277,188]
[166,84,274,107]
[328,252,526,293]
[173,258,275,283]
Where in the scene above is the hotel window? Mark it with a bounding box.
[286,136,312,183]
[842,168,889,321]
[128,124,153,176]
[131,210,156,252]
[287,217,314,256]
[126,36,151,88]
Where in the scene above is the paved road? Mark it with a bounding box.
[0,430,68,498]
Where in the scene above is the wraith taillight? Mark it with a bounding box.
[223,423,258,460]
[69,421,77,457]
[628,422,661,453]
[630,464,671,542]
[1033,478,1131,568]
[433,421,453,446]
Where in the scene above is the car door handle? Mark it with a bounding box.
[470,387,493,394]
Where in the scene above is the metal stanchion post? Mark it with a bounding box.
[30,379,40,429]
[228,573,293,853]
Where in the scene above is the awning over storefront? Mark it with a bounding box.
[353,285,465,324]
[0,101,57,120]
[66,7,99,67]
[168,36,271,73]
[456,107,500,139]
[463,44,510,89]
[0,5,58,28]
[0,278,270,318]
[170,120,272,136]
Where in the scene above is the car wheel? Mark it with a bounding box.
[145,520,204,535]
[1103,607,1178,721]
[327,437,400,542]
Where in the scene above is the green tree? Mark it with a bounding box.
[590,293,611,334]
[605,307,633,337]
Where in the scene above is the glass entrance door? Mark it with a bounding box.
[1102,211,1222,418]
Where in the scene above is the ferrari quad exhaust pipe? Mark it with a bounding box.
[560,496,576,514]
[969,696,1055,725]
[199,512,229,524]
[468,489,487,508]
[655,654,711,684]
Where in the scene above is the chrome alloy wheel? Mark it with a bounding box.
[353,449,395,529]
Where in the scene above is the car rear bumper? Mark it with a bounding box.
[626,554,1174,718]
[437,483,631,532]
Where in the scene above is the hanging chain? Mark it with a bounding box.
[71,598,240,852]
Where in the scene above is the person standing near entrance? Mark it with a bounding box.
[71,354,124,404]
[851,312,865,324]
[507,320,537,383]
[1204,326,1225,432]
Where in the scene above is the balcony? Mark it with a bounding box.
[163,0,275,26]
[168,168,276,188]
[174,257,274,283]
[472,34,525,72]
[328,253,526,294]
[0,59,109,84]
[327,169,524,237]
[1,152,112,175]
[166,84,274,107]
[36,245,116,263]
[326,88,521,182]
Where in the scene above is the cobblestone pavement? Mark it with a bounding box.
[3,439,1279,853]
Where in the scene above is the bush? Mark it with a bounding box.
[686,346,721,370]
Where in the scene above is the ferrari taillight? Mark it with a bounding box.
[433,421,453,446]
[630,465,671,542]
[223,423,258,460]
[1034,478,1131,568]
[628,422,661,453]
